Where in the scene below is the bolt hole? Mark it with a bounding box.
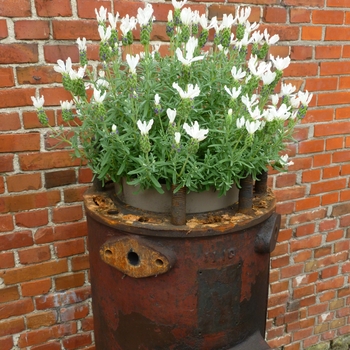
[105,249,113,258]
[138,216,149,222]
[107,209,119,215]
[155,259,163,266]
[127,251,140,266]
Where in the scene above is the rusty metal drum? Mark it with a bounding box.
[84,184,280,350]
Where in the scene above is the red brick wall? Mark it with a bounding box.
[0,0,349,349]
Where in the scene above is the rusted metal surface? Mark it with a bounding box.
[100,236,176,278]
[171,186,186,225]
[255,171,268,195]
[238,175,254,214]
[85,184,280,350]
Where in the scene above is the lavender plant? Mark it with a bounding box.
[32,1,312,195]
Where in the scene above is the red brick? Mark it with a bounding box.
[0,317,25,337]
[52,205,83,223]
[284,62,318,77]
[39,86,72,106]
[303,109,333,124]
[333,150,350,163]
[44,45,79,65]
[280,264,304,279]
[17,322,77,347]
[52,20,99,40]
[0,214,14,233]
[302,169,321,183]
[339,76,350,89]
[323,166,341,179]
[35,0,72,17]
[0,191,60,213]
[0,298,34,320]
[0,230,33,251]
[299,139,324,154]
[35,286,91,310]
[326,229,344,242]
[293,250,312,263]
[290,8,311,23]
[0,133,40,153]
[15,20,50,40]
[77,0,112,18]
[318,91,350,106]
[325,26,350,41]
[27,310,57,330]
[60,304,89,322]
[0,87,36,108]
[0,19,8,39]
[55,272,86,291]
[295,223,316,237]
[305,77,338,92]
[0,251,15,269]
[0,336,13,350]
[326,137,344,150]
[54,238,85,258]
[81,316,94,331]
[321,266,339,279]
[78,168,93,184]
[290,235,323,252]
[340,189,350,202]
[0,44,38,64]
[316,276,344,293]
[18,245,51,265]
[314,122,350,137]
[0,68,14,88]
[45,169,76,189]
[321,61,350,76]
[71,255,90,271]
[0,113,21,133]
[64,186,90,203]
[15,209,48,228]
[310,179,347,195]
[21,278,52,297]
[315,46,342,59]
[31,341,62,350]
[274,186,306,202]
[17,66,62,85]
[23,110,55,129]
[289,45,313,61]
[259,23,300,41]
[313,153,332,167]
[302,26,323,40]
[19,150,81,171]
[63,332,92,350]
[7,173,42,192]
[54,221,88,241]
[319,219,337,232]
[263,7,287,23]
[289,208,327,225]
[0,0,31,17]
[0,260,68,285]
[312,10,344,24]
[0,286,20,304]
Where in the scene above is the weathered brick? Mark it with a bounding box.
[17,66,62,85]
[0,19,8,39]
[0,286,20,304]
[21,278,52,297]
[0,298,34,320]
[7,173,42,192]
[45,169,76,189]
[18,245,51,265]
[0,0,31,17]
[15,20,50,40]
[0,44,38,64]
[0,68,14,88]
[0,260,68,285]
[27,310,57,330]
[35,0,72,17]
[0,317,25,337]
[0,88,36,108]
[55,272,86,291]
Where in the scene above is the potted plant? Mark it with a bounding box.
[32,1,311,349]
